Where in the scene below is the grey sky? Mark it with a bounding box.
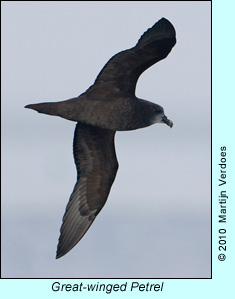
[2,1,211,278]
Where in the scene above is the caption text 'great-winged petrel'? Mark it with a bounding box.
[25,17,176,259]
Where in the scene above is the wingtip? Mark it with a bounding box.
[136,17,176,48]
[56,246,64,259]
[56,249,64,259]
[159,17,170,23]
[55,254,61,259]
[158,17,173,25]
[159,17,168,22]
[156,17,175,35]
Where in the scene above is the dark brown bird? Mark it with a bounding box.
[25,17,176,259]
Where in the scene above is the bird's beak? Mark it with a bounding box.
[162,115,173,128]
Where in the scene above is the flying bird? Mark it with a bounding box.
[25,17,176,259]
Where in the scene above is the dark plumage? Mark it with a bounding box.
[25,17,176,258]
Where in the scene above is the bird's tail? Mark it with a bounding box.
[25,102,61,116]
[24,97,81,122]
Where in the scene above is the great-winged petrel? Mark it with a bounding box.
[25,17,176,259]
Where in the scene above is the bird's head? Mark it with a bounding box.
[140,100,173,128]
[152,109,173,128]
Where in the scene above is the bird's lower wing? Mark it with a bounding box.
[56,123,118,258]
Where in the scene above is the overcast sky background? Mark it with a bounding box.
[2,1,211,278]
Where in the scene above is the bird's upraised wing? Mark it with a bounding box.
[56,123,118,258]
[94,18,176,95]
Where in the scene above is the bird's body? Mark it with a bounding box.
[26,95,171,131]
[25,18,176,258]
